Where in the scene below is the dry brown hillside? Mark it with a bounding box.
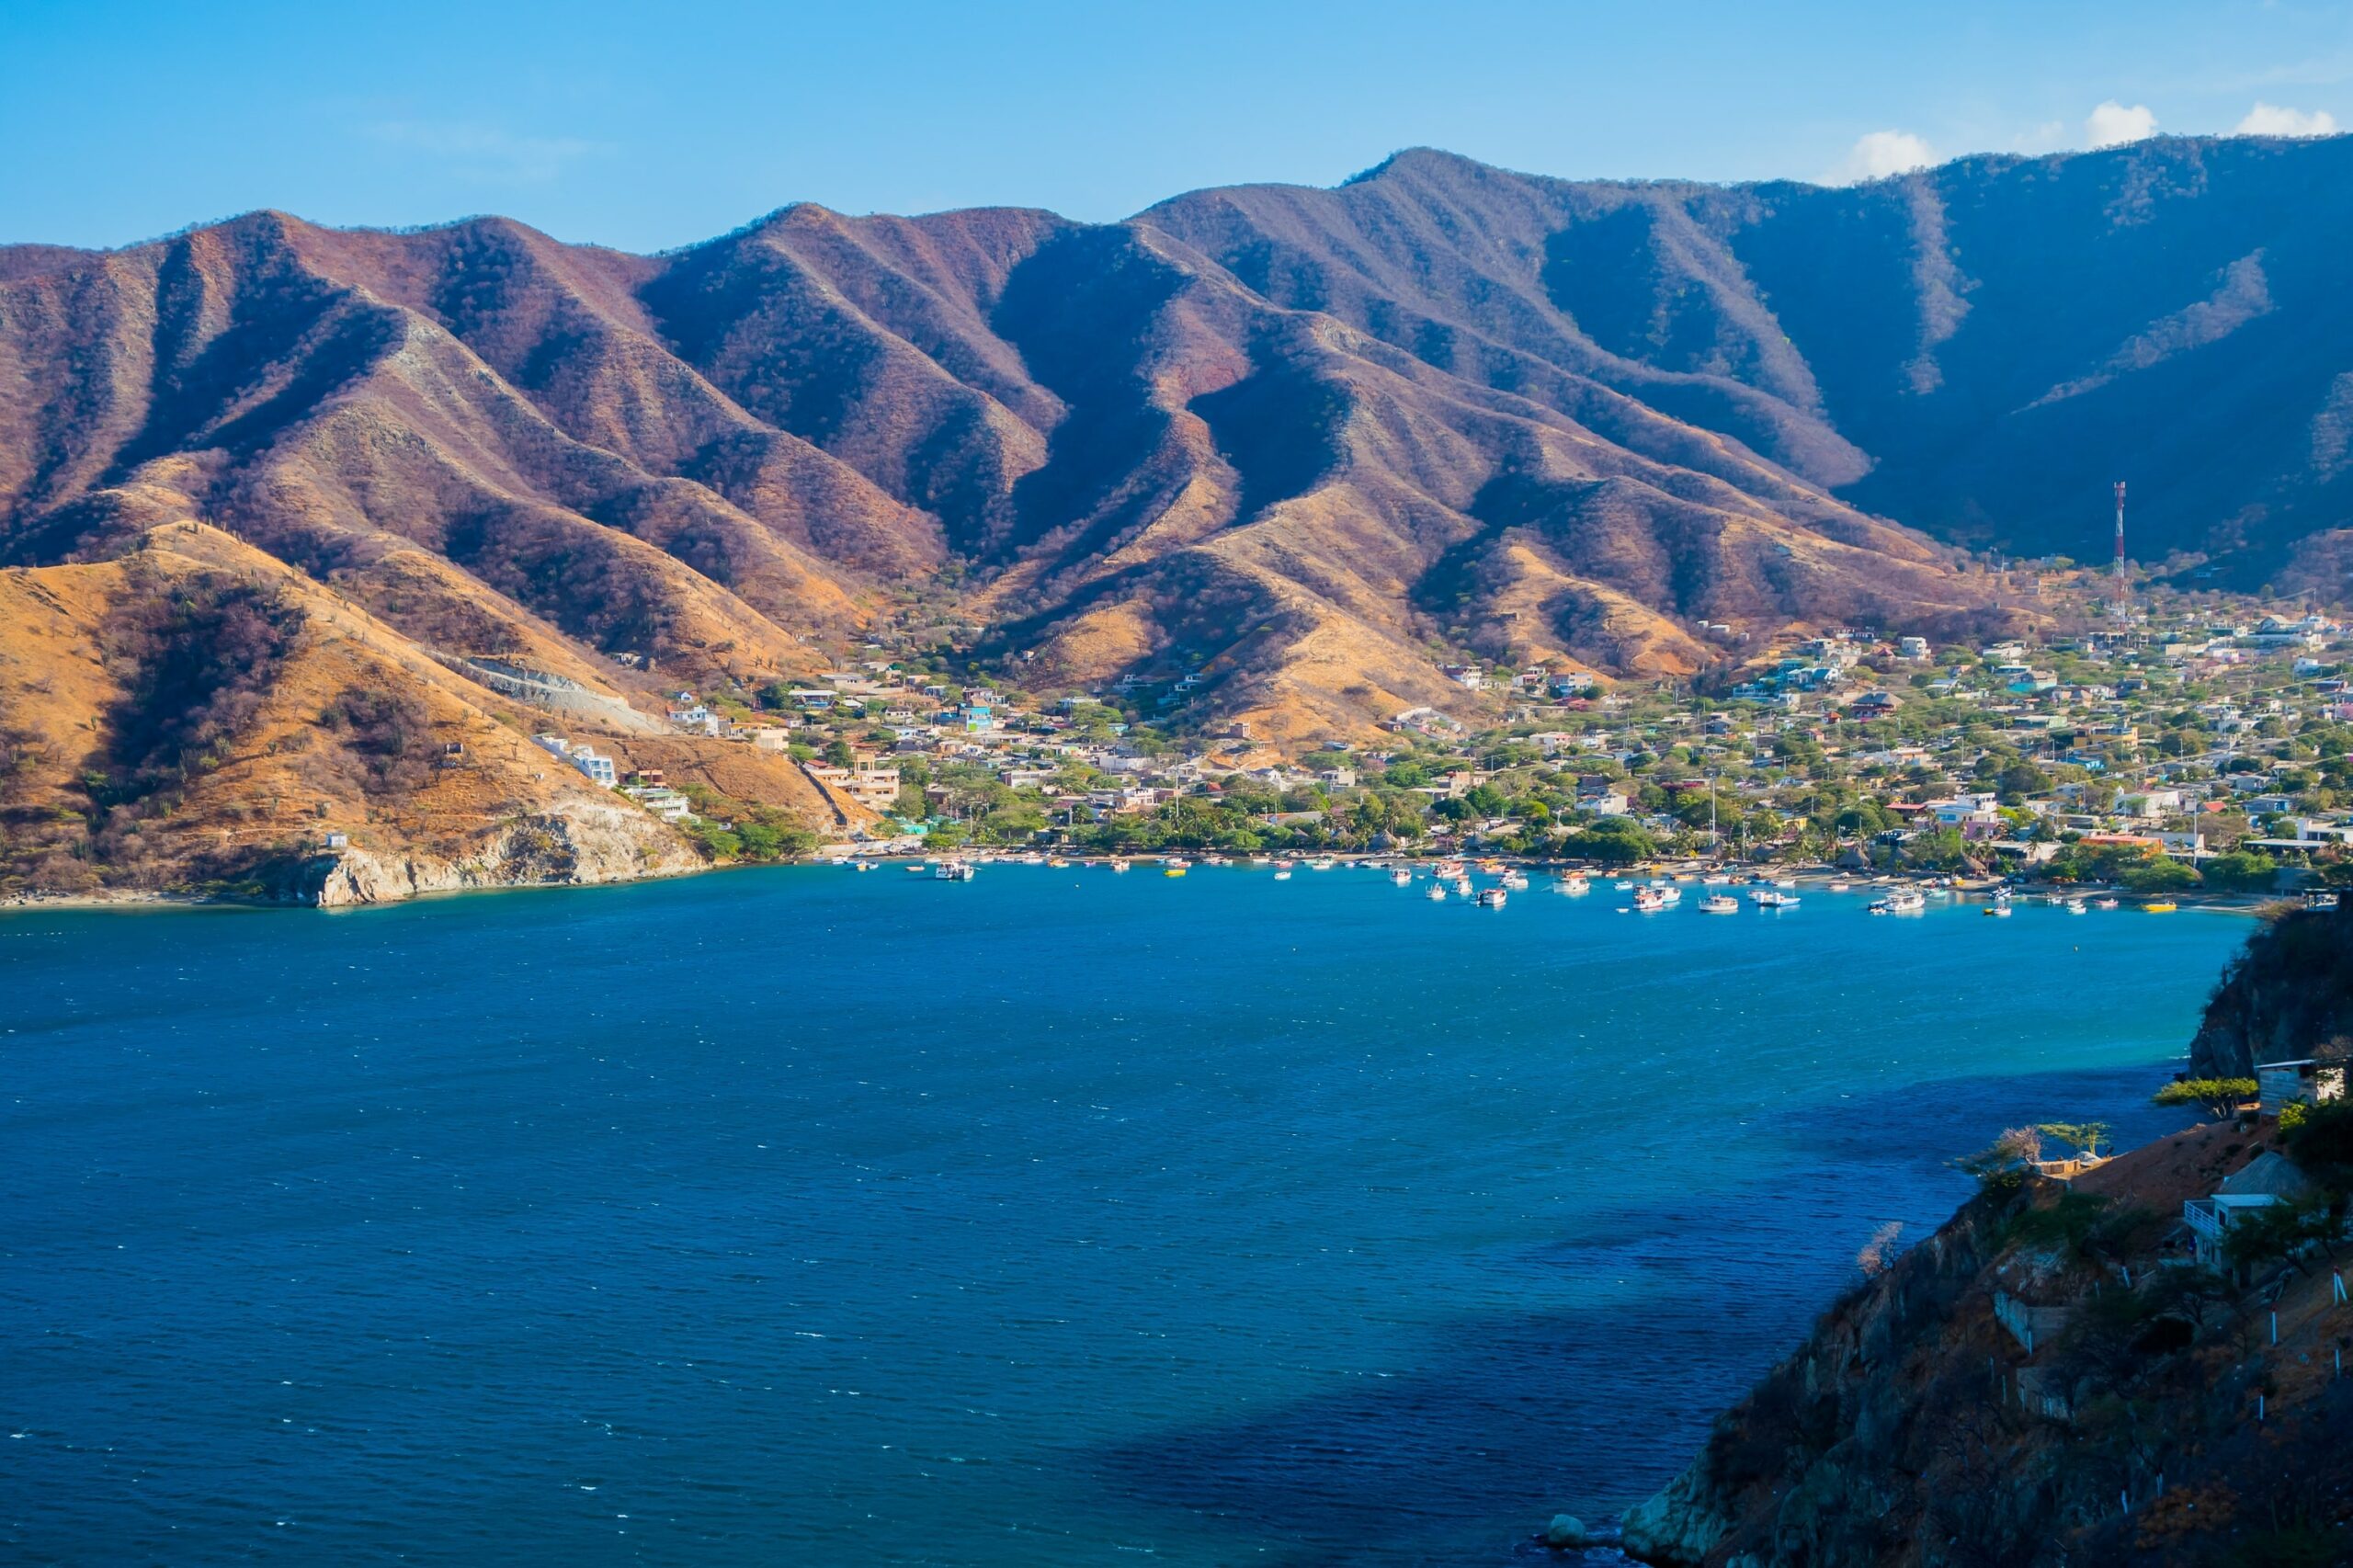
[0,160,2049,762]
[24,140,2342,891]
[0,523,847,903]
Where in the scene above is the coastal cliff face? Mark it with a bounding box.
[274,801,702,908]
[2188,902,2353,1079]
[1616,1119,2353,1568]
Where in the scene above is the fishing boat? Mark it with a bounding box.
[1391,869,1414,887]
[1451,877,1474,898]
[1559,874,1591,894]
[1110,858,1131,874]
[1427,882,1448,902]
[1632,886,1670,912]
[1310,857,1338,871]
[1651,884,1683,905]
[1888,889,1926,914]
[1476,887,1507,909]
[1749,889,1798,908]
[1700,893,1740,914]
[934,858,975,881]
[1502,870,1529,892]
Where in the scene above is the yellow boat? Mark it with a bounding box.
[2143,901,2177,913]
[1164,866,1187,878]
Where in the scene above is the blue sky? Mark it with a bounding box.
[6,0,2353,251]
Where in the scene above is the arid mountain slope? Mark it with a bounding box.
[0,158,2050,754]
[8,136,2351,772]
[0,522,846,902]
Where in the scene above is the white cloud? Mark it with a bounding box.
[2235,101,2340,137]
[365,121,604,184]
[2086,101,2159,148]
[1825,130,1936,186]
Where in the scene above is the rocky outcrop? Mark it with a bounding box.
[1619,1467,1729,1565]
[2187,900,2353,1077]
[280,801,699,907]
[1611,1112,2353,1567]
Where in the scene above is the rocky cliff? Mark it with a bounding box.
[1613,1114,2353,1566]
[2189,900,2353,1079]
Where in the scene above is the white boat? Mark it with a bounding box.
[1165,857,1191,869]
[1274,867,1293,881]
[2065,900,2088,915]
[1613,881,1636,892]
[1888,890,1926,914]
[2095,897,2119,910]
[934,858,975,881]
[1427,883,1448,902]
[1049,857,1072,869]
[1984,903,2012,917]
[1110,858,1131,873]
[1477,887,1507,908]
[1502,871,1529,891]
[1391,869,1414,887]
[1310,857,1338,871]
[1559,875,1591,894]
[1700,893,1739,914]
[1826,880,1850,892]
[1749,889,1798,908]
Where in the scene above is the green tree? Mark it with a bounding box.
[2119,856,2199,893]
[2200,850,2278,892]
[2153,1077,2258,1120]
[2034,1120,2110,1160]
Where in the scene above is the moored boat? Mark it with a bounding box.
[1700,893,1739,914]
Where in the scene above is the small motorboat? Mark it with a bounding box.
[2094,897,2119,910]
[934,858,975,881]
[1477,887,1507,908]
[1559,875,1591,895]
[1700,893,1739,914]
[1391,869,1414,887]
[1110,858,1131,873]
[1502,870,1529,892]
[1274,867,1293,881]
[1427,883,1448,902]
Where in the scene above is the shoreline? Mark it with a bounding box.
[3,852,2288,917]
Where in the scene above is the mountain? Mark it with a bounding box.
[5,136,2352,892]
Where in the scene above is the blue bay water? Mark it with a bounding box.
[0,870,2246,1565]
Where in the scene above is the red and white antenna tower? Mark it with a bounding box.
[2111,480,2128,616]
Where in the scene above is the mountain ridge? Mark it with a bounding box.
[6,136,2353,892]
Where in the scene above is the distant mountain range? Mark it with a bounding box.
[3,136,2349,771]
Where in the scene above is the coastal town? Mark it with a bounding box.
[521,572,2353,903]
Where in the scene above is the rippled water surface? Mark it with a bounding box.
[0,869,2248,1564]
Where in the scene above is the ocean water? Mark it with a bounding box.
[0,869,2246,1566]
